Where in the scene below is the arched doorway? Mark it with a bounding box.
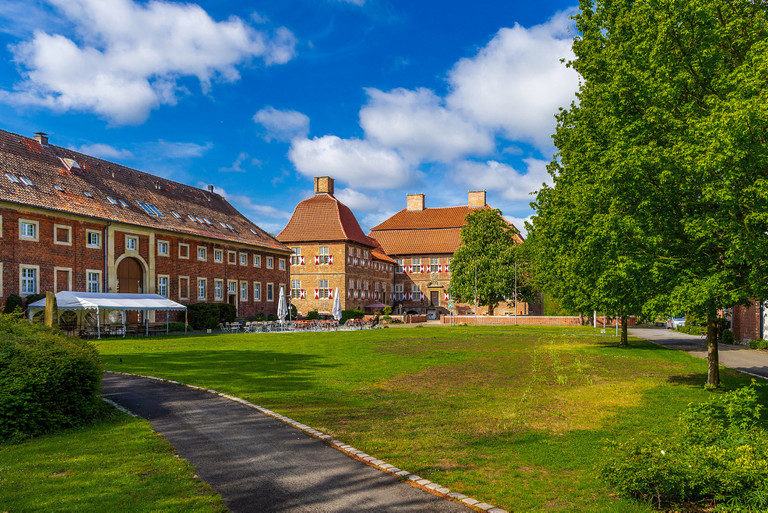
[117,257,144,324]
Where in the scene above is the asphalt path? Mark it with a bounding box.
[101,373,471,513]
[629,328,768,380]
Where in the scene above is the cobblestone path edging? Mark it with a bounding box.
[105,371,508,513]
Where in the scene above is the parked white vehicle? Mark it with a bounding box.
[666,316,686,329]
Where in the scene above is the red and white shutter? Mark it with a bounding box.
[300,289,306,299]
[314,255,320,265]
[328,289,333,300]
[314,289,319,299]
[444,293,450,301]
[328,255,334,265]
[300,256,305,265]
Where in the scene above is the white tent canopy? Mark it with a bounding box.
[28,291,187,338]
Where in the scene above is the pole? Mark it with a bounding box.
[514,261,518,326]
[474,263,478,326]
[96,307,101,340]
[594,310,597,328]
[615,313,618,337]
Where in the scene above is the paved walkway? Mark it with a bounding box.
[629,328,768,380]
[102,373,473,513]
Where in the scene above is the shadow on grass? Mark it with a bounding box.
[665,372,709,388]
[103,349,339,394]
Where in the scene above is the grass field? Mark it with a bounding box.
[0,409,226,512]
[79,326,767,510]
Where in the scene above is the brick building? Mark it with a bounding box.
[368,191,528,319]
[276,177,395,315]
[731,302,766,343]
[0,129,290,320]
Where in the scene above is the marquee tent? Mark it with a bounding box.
[28,291,187,338]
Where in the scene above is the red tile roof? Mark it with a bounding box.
[0,129,288,252]
[367,236,395,263]
[369,204,522,256]
[277,193,374,247]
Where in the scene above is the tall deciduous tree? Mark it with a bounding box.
[450,209,528,315]
[528,0,768,384]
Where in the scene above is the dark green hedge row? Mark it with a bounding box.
[186,303,236,330]
[0,313,103,442]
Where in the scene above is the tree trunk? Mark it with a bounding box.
[487,303,495,316]
[620,314,628,346]
[707,314,720,387]
[579,312,584,325]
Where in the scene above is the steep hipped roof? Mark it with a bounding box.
[277,193,373,247]
[0,129,288,252]
[369,205,522,256]
[367,236,395,264]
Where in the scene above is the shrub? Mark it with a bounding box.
[382,306,393,315]
[601,382,768,510]
[218,303,236,324]
[721,329,735,345]
[340,309,365,325]
[186,303,219,330]
[3,294,22,314]
[749,339,768,350]
[306,310,319,320]
[167,321,187,332]
[0,313,104,442]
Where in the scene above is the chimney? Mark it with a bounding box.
[407,193,425,211]
[34,132,49,146]
[314,176,334,196]
[208,184,215,194]
[468,190,486,208]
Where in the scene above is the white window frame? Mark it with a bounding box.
[267,283,274,302]
[86,270,102,293]
[266,256,274,269]
[19,264,39,295]
[125,235,138,252]
[197,246,207,261]
[291,248,301,265]
[279,258,286,271]
[254,282,262,302]
[178,276,190,301]
[228,280,237,296]
[86,230,102,249]
[214,279,223,301]
[431,257,439,272]
[318,279,330,299]
[157,275,169,298]
[197,278,207,301]
[157,240,169,256]
[228,251,237,265]
[214,249,223,263]
[19,219,39,241]
[240,281,248,301]
[54,224,72,246]
[53,266,72,293]
[318,247,329,264]
[395,284,404,301]
[291,279,301,299]
[396,259,404,273]
[412,257,421,267]
[239,252,247,266]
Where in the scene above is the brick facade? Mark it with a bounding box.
[732,301,763,343]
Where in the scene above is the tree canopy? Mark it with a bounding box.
[450,208,529,315]
[527,0,768,383]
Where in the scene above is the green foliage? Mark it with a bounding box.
[749,339,768,350]
[602,383,768,510]
[340,309,364,325]
[721,329,735,345]
[0,313,104,442]
[167,321,186,332]
[382,306,393,315]
[288,304,298,319]
[306,310,319,320]
[450,208,528,314]
[3,294,22,314]
[187,303,236,330]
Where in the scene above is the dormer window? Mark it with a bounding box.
[59,157,82,172]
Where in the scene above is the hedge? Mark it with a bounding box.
[186,303,237,330]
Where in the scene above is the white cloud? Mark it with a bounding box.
[2,0,297,124]
[253,106,310,141]
[288,136,413,189]
[146,140,213,159]
[447,9,579,152]
[360,87,493,162]
[201,183,292,220]
[334,187,380,212]
[335,0,365,5]
[504,215,531,238]
[452,158,551,202]
[218,152,261,173]
[75,143,134,160]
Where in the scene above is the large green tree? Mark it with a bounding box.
[450,209,529,315]
[528,0,768,384]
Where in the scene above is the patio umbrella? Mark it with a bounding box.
[277,287,288,326]
[332,287,342,321]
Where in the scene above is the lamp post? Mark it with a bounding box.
[514,261,517,326]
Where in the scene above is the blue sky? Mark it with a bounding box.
[0,0,579,236]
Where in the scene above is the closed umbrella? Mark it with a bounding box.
[331,287,342,321]
[277,287,288,327]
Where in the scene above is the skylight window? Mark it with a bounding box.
[226,224,234,230]
[195,217,204,224]
[54,185,65,192]
[219,222,227,228]
[119,199,129,208]
[148,204,164,217]
[137,201,154,215]
[83,191,93,198]
[188,215,196,222]
[19,177,33,186]
[107,197,118,204]
[203,218,212,225]
[250,228,257,235]
[171,210,181,218]
[6,173,19,183]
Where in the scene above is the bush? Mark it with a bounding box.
[3,294,22,314]
[382,306,393,315]
[0,313,104,442]
[340,309,365,325]
[306,310,319,320]
[721,329,735,344]
[601,382,768,510]
[167,321,186,332]
[186,303,236,330]
[749,339,768,350]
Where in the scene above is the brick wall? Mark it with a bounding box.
[732,302,761,343]
[0,206,289,318]
[442,315,582,326]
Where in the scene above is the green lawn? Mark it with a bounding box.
[0,409,226,512]
[90,326,763,512]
